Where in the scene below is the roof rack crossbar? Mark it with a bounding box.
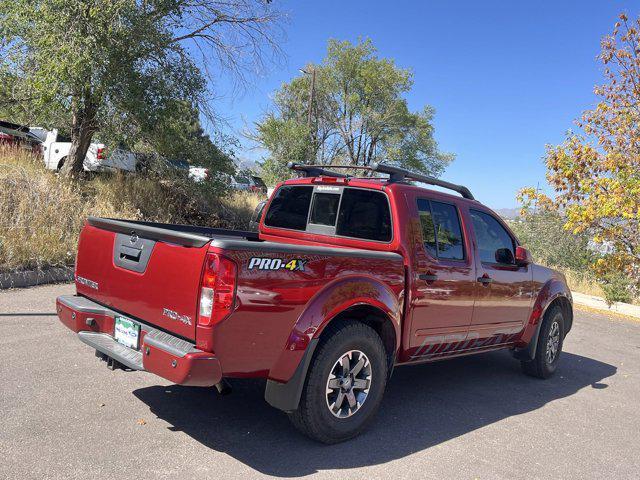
[287,161,474,200]
[371,162,475,200]
[287,162,351,178]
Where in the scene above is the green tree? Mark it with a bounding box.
[135,101,237,173]
[0,0,280,176]
[508,210,595,271]
[255,38,453,185]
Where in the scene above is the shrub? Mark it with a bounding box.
[600,272,633,306]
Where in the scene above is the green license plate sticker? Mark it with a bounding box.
[114,316,140,349]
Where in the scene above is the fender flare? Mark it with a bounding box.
[265,275,402,412]
[513,279,572,361]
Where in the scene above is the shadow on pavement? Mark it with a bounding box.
[133,350,615,477]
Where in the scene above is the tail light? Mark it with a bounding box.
[198,253,237,326]
[97,147,106,160]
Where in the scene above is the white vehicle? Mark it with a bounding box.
[40,129,136,172]
[215,172,267,192]
[188,166,209,182]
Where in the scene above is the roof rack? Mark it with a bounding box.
[287,161,475,200]
[287,162,355,178]
[370,163,475,200]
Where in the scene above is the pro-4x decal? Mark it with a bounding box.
[248,257,307,272]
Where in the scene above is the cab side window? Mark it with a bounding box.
[470,210,516,264]
[417,199,465,261]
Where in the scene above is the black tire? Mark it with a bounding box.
[288,320,388,444]
[521,305,564,379]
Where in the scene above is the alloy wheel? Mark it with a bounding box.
[546,320,561,364]
[325,350,372,418]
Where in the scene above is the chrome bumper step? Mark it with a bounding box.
[79,331,144,370]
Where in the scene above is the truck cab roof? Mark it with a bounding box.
[280,174,479,205]
[258,164,493,254]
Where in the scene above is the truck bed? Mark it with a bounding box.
[74,218,405,362]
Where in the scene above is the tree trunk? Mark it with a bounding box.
[61,95,97,176]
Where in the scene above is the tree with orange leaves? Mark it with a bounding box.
[520,13,640,290]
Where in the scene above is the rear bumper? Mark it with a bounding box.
[56,295,222,387]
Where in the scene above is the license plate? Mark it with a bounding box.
[114,316,140,350]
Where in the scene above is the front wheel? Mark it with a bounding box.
[521,305,564,379]
[288,320,388,443]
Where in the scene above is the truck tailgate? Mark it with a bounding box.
[74,219,213,340]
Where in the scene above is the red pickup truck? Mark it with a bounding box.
[57,162,572,443]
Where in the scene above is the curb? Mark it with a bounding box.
[0,266,74,290]
[571,291,640,320]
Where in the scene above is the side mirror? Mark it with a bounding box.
[495,248,515,265]
[515,246,532,266]
[249,201,266,231]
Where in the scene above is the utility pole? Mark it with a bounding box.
[307,67,316,131]
[300,67,316,159]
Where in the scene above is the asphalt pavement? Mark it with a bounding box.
[1,283,639,479]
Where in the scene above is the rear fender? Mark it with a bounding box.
[265,276,402,412]
[270,275,401,382]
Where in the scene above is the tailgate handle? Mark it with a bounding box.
[119,245,142,262]
[113,233,155,273]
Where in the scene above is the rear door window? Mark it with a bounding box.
[416,199,438,258]
[416,199,465,260]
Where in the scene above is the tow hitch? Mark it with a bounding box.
[95,350,131,371]
[215,379,232,395]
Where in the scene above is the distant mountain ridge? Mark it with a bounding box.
[494,208,520,220]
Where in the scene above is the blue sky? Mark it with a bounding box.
[214,0,638,209]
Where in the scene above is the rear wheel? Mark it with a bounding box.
[521,305,564,379]
[288,320,388,444]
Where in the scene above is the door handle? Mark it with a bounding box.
[419,273,438,283]
[477,275,493,285]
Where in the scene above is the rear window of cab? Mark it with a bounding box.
[264,185,392,242]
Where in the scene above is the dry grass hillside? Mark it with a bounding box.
[0,147,262,272]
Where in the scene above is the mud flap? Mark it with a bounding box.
[512,320,544,361]
[264,338,319,412]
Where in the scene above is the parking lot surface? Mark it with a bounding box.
[1,284,638,479]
